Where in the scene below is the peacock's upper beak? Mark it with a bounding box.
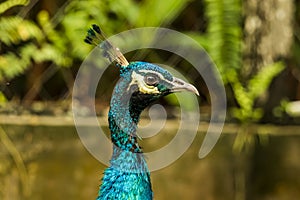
[169,77,199,96]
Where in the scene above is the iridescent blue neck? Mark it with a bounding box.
[97,74,153,200]
[108,74,142,152]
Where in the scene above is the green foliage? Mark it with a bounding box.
[136,0,191,27]
[0,2,43,81]
[0,92,7,104]
[0,16,43,45]
[0,14,71,81]
[273,98,289,118]
[204,0,242,80]
[197,0,285,124]
[61,0,190,59]
[230,62,284,152]
[0,0,192,104]
[0,0,286,119]
[0,0,29,14]
[230,62,285,122]
[0,0,191,82]
[0,2,72,81]
[0,48,31,80]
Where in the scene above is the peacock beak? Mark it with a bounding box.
[169,77,199,96]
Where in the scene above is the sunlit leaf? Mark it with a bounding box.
[0,16,43,45]
[248,62,285,99]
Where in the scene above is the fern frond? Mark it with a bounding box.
[0,0,29,14]
[0,50,31,80]
[205,0,242,82]
[31,44,72,67]
[0,16,43,45]
[248,62,285,99]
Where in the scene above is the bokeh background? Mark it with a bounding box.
[1,0,300,199]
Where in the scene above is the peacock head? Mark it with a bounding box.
[108,61,199,153]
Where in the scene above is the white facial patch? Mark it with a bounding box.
[139,69,174,86]
[127,71,160,94]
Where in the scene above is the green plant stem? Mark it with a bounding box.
[0,126,30,198]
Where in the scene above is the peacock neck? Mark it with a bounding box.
[106,74,151,174]
[108,74,152,153]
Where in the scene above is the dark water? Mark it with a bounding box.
[1,123,300,200]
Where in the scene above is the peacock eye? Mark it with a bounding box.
[144,75,159,86]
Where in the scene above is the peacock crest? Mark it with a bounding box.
[85,24,129,67]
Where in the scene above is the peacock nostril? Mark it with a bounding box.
[173,78,184,85]
[170,77,199,96]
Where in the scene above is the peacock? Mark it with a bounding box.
[85,24,199,200]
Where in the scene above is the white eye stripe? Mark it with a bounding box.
[138,70,164,80]
[137,69,173,85]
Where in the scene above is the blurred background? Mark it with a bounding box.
[1,0,300,199]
